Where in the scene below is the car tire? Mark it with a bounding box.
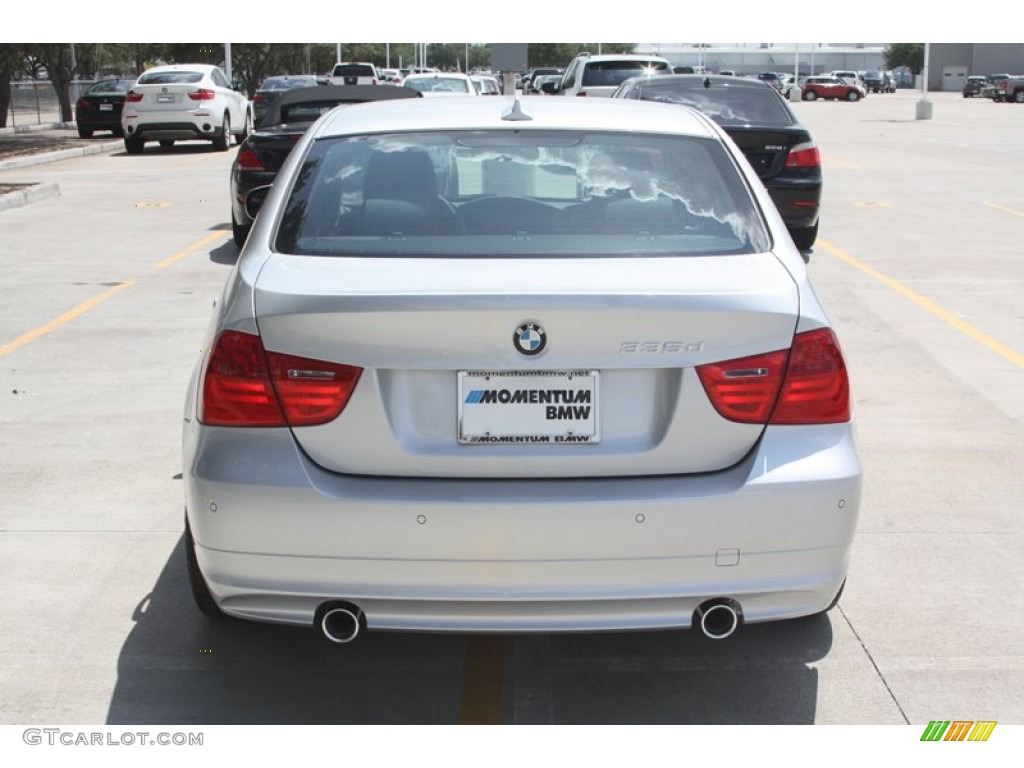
[1014,91,1024,104]
[159,139,175,149]
[213,114,231,151]
[232,211,251,248]
[124,135,144,154]
[790,221,818,251]
[185,514,227,619]
[847,91,860,101]
[803,90,817,101]
[77,127,93,139]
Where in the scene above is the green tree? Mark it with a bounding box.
[23,43,98,121]
[885,43,924,74]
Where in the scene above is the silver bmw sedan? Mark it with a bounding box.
[183,95,860,643]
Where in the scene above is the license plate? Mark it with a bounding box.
[458,370,599,445]
[156,93,175,103]
[99,103,113,111]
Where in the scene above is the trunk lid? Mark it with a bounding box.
[252,253,799,478]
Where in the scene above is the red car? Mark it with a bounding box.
[801,76,863,102]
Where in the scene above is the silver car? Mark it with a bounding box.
[184,97,861,643]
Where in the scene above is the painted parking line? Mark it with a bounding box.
[459,635,504,724]
[0,279,138,359]
[984,202,1024,218]
[153,230,224,270]
[0,229,225,359]
[817,238,1024,369]
[824,156,861,170]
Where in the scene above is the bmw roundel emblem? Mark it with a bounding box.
[513,322,547,356]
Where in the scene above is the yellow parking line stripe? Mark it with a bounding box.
[984,202,1024,218]
[0,279,138,359]
[817,238,1024,369]
[824,157,861,170]
[459,635,504,724]
[0,230,225,358]
[153,230,225,270]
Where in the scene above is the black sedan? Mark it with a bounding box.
[252,74,319,126]
[74,78,135,139]
[611,74,822,251]
[230,85,422,246]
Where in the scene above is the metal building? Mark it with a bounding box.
[927,44,1024,90]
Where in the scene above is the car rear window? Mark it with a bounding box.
[261,77,317,91]
[581,61,671,87]
[333,64,375,77]
[137,71,203,85]
[280,102,344,123]
[86,79,134,95]
[403,77,471,94]
[274,130,769,258]
[629,82,795,127]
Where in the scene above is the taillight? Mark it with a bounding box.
[576,91,587,97]
[235,146,265,170]
[785,141,820,168]
[770,328,850,424]
[697,349,788,424]
[200,330,362,427]
[76,98,90,110]
[253,94,266,104]
[188,88,217,101]
[698,328,850,425]
[125,90,143,102]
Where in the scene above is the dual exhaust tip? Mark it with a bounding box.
[315,598,742,643]
[318,602,365,644]
[694,598,743,640]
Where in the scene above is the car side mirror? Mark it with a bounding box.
[245,185,272,221]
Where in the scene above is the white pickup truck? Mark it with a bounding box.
[328,62,380,86]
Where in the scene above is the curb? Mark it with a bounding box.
[0,121,72,135]
[0,138,123,172]
[0,182,61,213]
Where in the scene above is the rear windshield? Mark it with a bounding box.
[138,71,203,85]
[280,101,345,123]
[581,61,670,87]
[629,82,795,127]
[86,79,135,95]
[333,64,375,77]
[403,77,472,94]
[260,77,317,91]
[274,130,768,258]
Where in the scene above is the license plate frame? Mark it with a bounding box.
[458,370,600,445]
[156,93,175,103]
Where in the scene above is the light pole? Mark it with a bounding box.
[916,43,932,120]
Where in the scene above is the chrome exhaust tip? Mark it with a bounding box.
[318,602,365,644]
[695,598,742,640]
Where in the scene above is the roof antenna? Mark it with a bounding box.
[502,96,533,122]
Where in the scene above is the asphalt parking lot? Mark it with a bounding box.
[0,90,1021,728]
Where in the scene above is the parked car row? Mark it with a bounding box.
[610,74,822,250]
[979,74,1024,102]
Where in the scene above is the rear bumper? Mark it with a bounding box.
[765,179,821,231]
[184,419,861,633]
[123,120,225,142]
